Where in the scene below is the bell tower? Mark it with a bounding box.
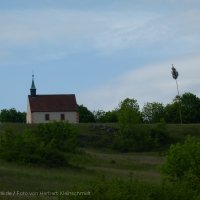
[30,74,36,96]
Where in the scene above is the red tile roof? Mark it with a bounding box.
[28,94,78,112]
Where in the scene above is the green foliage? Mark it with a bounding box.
[114,98,143,151]
[114,121,171,152]
[150,181,199,200]
[79,92,200,124]
[0,121,78,167]
[118,98,141,128]
[148,121,170,149]
[115,97,170,152]
[73,178,199,200]
[94,110,118,123]
[142,102,165,123]
[162,137,200,189]
[103,110,118,123]
[90,178,151,200]
[78,104,95,123]
[181,93,200,123]
[93,110,106,122]
[35,121,78,153]
[0,108,26,123]
[165,92,200,123]
[164,102,180,123]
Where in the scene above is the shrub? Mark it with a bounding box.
[162,137,200,189]
[113,122,171,152]
[0,121,78,167]
[148,121,171,150]
[35,121,78,153]
[66,178,199,200]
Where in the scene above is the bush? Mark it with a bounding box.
[35,121,78,153]
[114,122,171,152]
[66,178,200,200]
[148,121,171,150]
[85,178,153,200]
[162,137,200,189]
[0,121,78,167]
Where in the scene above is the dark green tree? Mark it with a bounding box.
[94,110,118,123]
[93,110,106,122]
[164,102,180,123]
[115,98,170,152]
[0,108,26,123]
[165,92,200,123]
[142,102,165,123]
[118,98,140,129]
[78,105,95,123]
[181,92,200,123]
[102,110,118,123]
[114,98,141,151]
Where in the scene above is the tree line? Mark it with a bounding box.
[1,92,200,124]
[0,108,26,123]
[79,92,200,124]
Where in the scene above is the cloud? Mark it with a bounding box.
[93,9,200,55]
[0,9,157,47]
[0,5,200,60]
[0,9,92,45]
[78,54,200,111]
[0,8,160,65]
[0,9,104,64]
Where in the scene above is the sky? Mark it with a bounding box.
[0,0,200,112]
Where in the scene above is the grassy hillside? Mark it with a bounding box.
[0,123,200,199]
[76,123,200,139]
[1,122,200,140]
[76,123,200,148]
[0,148,163,199]
[167,123,200,139]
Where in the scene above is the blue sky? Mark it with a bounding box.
[1,0,200,112]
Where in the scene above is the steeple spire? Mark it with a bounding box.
[30,74,36,96]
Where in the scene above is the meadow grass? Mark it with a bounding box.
[73,148,164,182]
[0,123,200,199]
[0,147,164,198]
[167,124,200,140]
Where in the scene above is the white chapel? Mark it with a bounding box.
[26,75,79,124]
